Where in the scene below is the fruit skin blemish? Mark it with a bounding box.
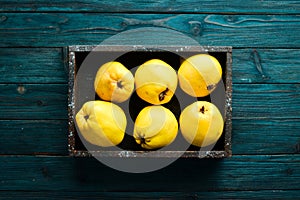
[200,106,205,114]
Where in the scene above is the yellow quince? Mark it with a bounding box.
[180,101,224,147]
[94,61,134,103]
[135,59,177,105]
[75,100,126,147]
[133,105,178,149]
[178,54,222,97]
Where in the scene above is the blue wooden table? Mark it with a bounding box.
[0,1,299,199]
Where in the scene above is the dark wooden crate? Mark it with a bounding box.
[68,45,232,158]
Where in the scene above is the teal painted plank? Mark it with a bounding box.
[232,84,300,119]
[1,48,300,84]
[0,190,299,199]
[0,119,299,155]
[0,84,68,120]
[0,120,68,154]
[232,48,300,84]
[232,119,300,154]
[0,155,299,191]
[0,48,67,84]
[0,0,299,14]
[0,14,300,47]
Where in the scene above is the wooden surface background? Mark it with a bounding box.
[0,1,299,199]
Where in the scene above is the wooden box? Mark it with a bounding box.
[68,45,232,158]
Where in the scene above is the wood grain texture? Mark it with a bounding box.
[0,120,68,154]
[0,155,299,191]
[233,84,300,119]
[0,84,68,119]
[0,190,300,199]
[232,48,300,84]
[0,119,299,155]
[232,119,300,154]
[0,48,67,84]
[0,0,300,197]
[0,13,299,47]
[0,0,299,14]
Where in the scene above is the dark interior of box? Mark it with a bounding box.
[72,49,228,152]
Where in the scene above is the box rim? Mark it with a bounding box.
[67,45,232,158]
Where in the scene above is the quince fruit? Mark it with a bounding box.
[75,101,126,147]
[135,59,177,105]
[94,61,134,103]
[133,105,178,149]
[178,54,222,97]
[179,101,224,147]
